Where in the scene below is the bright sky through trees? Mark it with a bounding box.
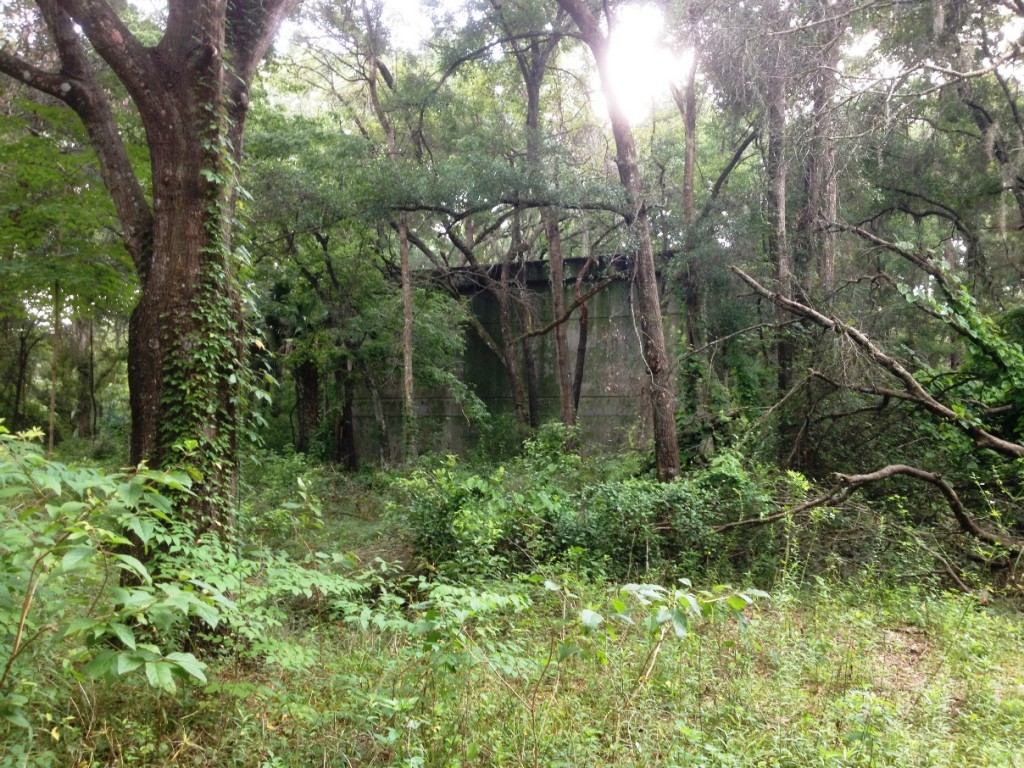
[600,3,693,124]
[126,0,687,123]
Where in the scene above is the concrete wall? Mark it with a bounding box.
[351,259,680,460]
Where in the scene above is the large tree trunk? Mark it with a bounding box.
[128,139,245,526]
[557,0,680,481]
[0,0,298,530]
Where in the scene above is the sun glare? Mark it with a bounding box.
[600,4,692,124]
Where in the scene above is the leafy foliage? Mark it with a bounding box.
[0,425,214,733]
[390,424,779,578]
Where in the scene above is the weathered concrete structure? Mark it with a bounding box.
[352,257,680,459]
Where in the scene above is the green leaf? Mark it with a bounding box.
[557,643,580,663]
[120,477,145,507]
[143,490,176,517]
[144,660,177,693]
[64,616,103,639]
[165,652,208,684]
[109,622,136,650]
[124,514,156,545]
[580,608,604,631]
[0,704,30,729]
[116,652,147,675]
[726,594,751,612]
[113,553,152,585]
[83,649,117,679]
[621,583,667,604]
[671,607,689,639]
[59,544,95,573]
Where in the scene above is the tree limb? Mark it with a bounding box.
[730,266,1024,459]
[516,273,621,341]
[834,464,1023,555]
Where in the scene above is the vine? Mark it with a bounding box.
[156,100,268,531]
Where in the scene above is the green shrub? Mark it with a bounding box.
[388,426,773,579]
[0,424,217,737]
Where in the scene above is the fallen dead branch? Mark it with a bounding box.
[729,267,1024,459]
[714,462,1024,560]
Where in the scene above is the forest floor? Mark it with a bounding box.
[6,447,1024,768]
[59,505,1024,768]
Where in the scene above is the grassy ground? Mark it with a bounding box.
[53,566,1024,767]
[7,457,1024,768]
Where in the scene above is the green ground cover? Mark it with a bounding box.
[3,436,1024,767]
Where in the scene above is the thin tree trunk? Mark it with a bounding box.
[671,29,703,354]
[796,0,845,296]
[294,358,320,453]
[497,258,529,426]
[765,39,793,395]
[12,331,31,431]
[557,0,680,481]
[398,213,416,457]
[545,212,574,425]
[335,364,358,470]
[571,256,595,416]
[522,298,541,428]
[360,0,416,460]
[73,316,95,439]
[48,279,62,455]
[503,17,571,427]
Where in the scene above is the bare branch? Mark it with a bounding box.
[834,465,1024,555]
[698,128,759,223]
[730,267,1024,459]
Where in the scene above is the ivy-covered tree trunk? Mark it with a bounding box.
[0,0,298,529]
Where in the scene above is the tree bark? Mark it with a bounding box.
[0,0,298,529]
[556,0,680,480]
[294,357,320,454]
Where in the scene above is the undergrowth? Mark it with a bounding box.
[17,576,1024,767]
[3,426,1024,766]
